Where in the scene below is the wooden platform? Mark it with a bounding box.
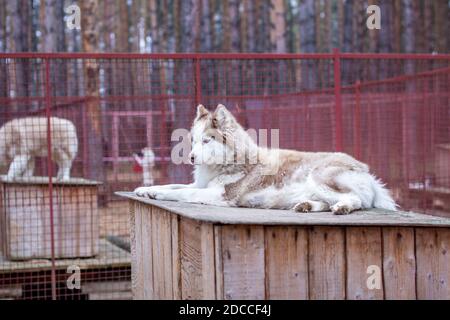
[0,176,102,260]
[117,192,450,300]
[0,238,131,300]
[0,238,130,273]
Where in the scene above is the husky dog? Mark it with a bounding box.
[135,104,396,214]
[0,117,78,181]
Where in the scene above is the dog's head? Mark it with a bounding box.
[189,104,246,166]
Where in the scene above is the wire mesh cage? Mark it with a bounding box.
[0,52,449,299]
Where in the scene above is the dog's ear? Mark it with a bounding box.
[195,104,209,120]
[213,104,236,129]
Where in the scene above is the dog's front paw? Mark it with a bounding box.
[293,202,312,213]
[134,186,158,199]
[331,203,352,215]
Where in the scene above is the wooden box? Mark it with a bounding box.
[118,192,450,300]
[0,176,101,260]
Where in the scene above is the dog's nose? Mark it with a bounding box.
[190,155,195,164]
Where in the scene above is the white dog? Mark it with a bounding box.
[0,117,78,181]
[133,147,155,186]
[135,104,396,214]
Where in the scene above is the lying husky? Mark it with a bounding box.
[0,117,78,180]
[135,104,396,214]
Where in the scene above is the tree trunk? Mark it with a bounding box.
[423,0,434,53]
[342,0,353,52]
[244,0,256,52]
[270,0,286,53]
[433,0,448,54]
[0,0,7,98]
[402,0,418,182]
[40,0,67,97]
[7,0,31,100]
[200,0,213,52]
[298,0,316,89]
[393,0,402,52]
[379,0,393,53]
[170,0,200,183]
[81,0,104,184]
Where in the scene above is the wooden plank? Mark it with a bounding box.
[179,217,216,299]
[151,206,173,299]
[214,226,224,299]
[221,225,265,300]
[115,193,450,228]
[0,238,130,273]
[89,291,132,300]
[346,227,384,300]
[140,202,154,299]
[382,227,416,299]
[130,201,144,299]
[416,228,450,299]
[265,226,309,299]
[0,285,22,299]
[308,226,346,299]
[171,214,181,299]
[82,281,132,293]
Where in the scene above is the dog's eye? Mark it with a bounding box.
[210,135,215,140]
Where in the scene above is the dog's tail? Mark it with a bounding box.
[371,176,397,211]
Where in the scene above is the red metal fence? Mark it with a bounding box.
[0,52,449,299]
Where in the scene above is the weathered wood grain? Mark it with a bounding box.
[116,193,450,227]
[346,227,384,300]
[151,207,173,299]
[128,200,139,299]
[171,214,181,299]
[221,225,265,299]
[214,226,224,299]
[179,217,216,299]
[308,226,346,299]
[265,226,309,299]
[140,202,154,299]
[416,228,450,299]
[382,227,416,299]
[121,197,450,300]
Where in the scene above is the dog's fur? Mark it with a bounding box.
[0,117,78,180]
[135,104,397,214]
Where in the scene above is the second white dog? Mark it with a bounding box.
[0,117,78,181]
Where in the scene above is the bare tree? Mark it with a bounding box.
[270,0,286,53]
[243,0,256,52]
[402,0,415,55]
[81,0,104,183]
[40,0,67,96]
[0,0,7,98]
[200,0,213,52]
[434,0,448,53]
[7,0,31,99]
[298,0,316,89]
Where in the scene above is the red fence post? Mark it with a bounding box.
[195,57,202,104]
[354,80,362,159]
[333,48,343,152]
[44,58,57,300]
